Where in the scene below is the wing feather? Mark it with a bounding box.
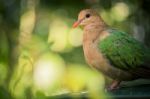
[98,29,148,70]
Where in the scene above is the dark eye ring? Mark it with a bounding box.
[86,14,90,18]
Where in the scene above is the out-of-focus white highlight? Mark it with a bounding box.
[33,53,65,91]
[34,61,57,89]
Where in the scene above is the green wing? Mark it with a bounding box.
[99,29,150,70]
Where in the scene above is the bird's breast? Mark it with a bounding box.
[83,42,95,65]
[82,29,112,72]
[83,41,107,68]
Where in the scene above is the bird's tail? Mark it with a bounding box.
[132,47,150,79]
[130,63,150,79]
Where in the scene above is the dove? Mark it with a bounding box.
[73,9,150,90]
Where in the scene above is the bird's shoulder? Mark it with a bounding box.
[98,28,138,45]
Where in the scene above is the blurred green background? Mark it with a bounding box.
[0,0,150,99]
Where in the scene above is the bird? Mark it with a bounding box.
[73,9,150,90]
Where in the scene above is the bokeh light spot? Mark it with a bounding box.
[33,52,65,94]
[48,19,69,52]
[111,2,129,21]
[69,28,83,47]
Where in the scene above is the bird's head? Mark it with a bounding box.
[73,9,103,28]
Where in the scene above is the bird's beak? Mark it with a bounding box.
[72,18,85,28]
[73,20,81,28]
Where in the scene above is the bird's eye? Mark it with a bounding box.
[86,14,90,18]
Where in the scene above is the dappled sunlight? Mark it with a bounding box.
[9,7,108,98]
[65,64,105,92]
[100,2,130,26]
[48,9,84,52]
[64,64,106,99]
[48,18,69,52]
[33,52,65,93]
[111,2,130,22]
[0,0,147,99]
[9,7,112,99]
[100,10,114,25]
[34,62,58,90]
[69,28,83,47]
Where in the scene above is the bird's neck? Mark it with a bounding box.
[83,23,107,43]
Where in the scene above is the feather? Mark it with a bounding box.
[98,29,149,70]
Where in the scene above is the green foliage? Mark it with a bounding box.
[99,29,149,70]
[0,87,12,99]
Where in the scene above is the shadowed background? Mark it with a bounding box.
[0,0,150,99]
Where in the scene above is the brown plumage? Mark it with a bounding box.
[73,9,150,90]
